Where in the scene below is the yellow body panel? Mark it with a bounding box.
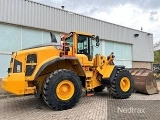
[90,71,101,88]
[1,73,36,95]
[2,73,26,95]
[76,54,93,66]
[97,65,114,78]
[85,71,93,78]
[2,45,61,95]
[94,54,114,78]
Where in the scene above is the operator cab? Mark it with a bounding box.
[64,32,94,61]
[60,32,100,61]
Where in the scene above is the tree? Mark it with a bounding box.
[154,41,160,63]
[154,41,160,51]
[154,50,160,63]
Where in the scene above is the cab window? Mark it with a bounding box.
[77,34,93,61]
[77,35,88,55]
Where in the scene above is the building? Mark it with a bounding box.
[0,0,154,77]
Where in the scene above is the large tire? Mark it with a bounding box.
[94,85,105,92]
[110,69,134,99]
[42,69,82,110]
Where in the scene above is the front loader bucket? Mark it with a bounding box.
[128,68,159,95]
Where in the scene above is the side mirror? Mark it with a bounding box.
[96,36,100,47]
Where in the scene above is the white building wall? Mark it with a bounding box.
[132,31,154,62]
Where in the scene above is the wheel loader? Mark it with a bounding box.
[1,31,134,110]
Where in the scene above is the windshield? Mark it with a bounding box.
[77,35,88,54]
[77,34,93,60]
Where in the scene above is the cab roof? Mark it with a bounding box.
[72,31,95,37]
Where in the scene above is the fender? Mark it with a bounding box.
[102,65,125,85]
[34,57,86,79]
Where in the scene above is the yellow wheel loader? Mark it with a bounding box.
[1,31,134,110]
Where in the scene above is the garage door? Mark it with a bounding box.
[104,41,132,68]
[0,24,21,77]
[0,53,11,77]
[92,40,102,56]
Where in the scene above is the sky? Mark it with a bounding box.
[31,0,160,44]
